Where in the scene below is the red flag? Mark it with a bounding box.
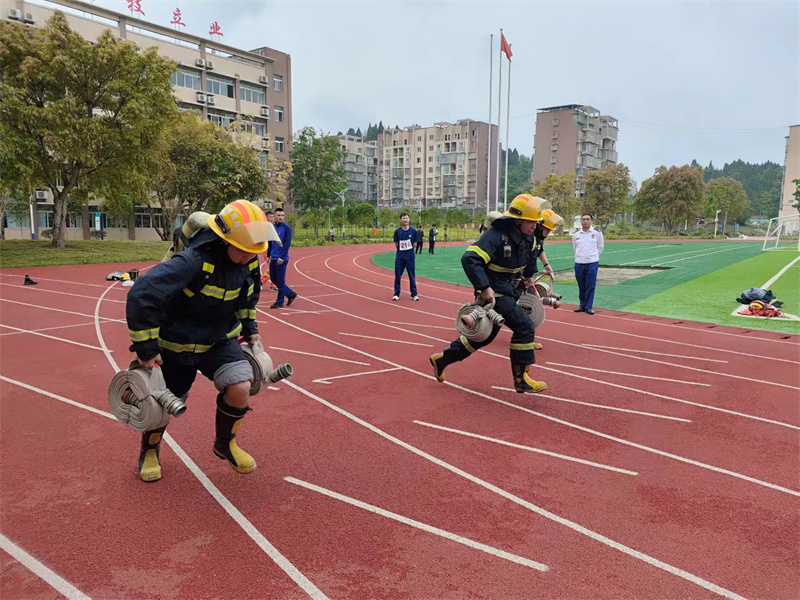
[500,32,512,61]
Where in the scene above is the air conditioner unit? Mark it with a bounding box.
[7,8,22,20]
[258,75,268,84]
[23,12,35,24]
[34,190,47,201]
[259,106,269,117]
[205,61,214,70]
[196,92,207,103]
[195,58,206,68]
[206,95,215,106]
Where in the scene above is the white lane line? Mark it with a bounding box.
[653,245,752,267]
[313,367,401,385]
[281,379,748,600]
[268,346,370,366]
[0,321,98,336]
[282,310,334,315]
[0,298,123,322]
[620,244,741,266]
[545,362,711,387]
[288,271,800,432]
[390,321,454,331]
[413,421,638,475]
[0,323,110,352]
[490,387,692,422]
[0,533,92,600]
[260,300,800,495]
[302,293,349,299]
[93,285,329,600]
[582,344,729,363]
[268,386,281,391]
[284,476,549,572]
[0,376,113,420]
[339,332,433,347]
[0,282,126,303]
[0,273,131,291]
[761,255,800,289]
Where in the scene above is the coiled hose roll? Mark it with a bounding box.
[455,299,505,343]
[240,340,293,395]
[107,360,186,432]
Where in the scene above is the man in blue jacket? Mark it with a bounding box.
[269,207,298,309]
[393,212,419,301]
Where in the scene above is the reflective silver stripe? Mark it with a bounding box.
[459,335,476,353]
[129,327,159,342]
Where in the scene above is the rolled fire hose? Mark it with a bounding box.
[240,340,293,395]
[107,360,186,433]
[455,299,505,343]
[531,272,562,305]
[517,291,547,328]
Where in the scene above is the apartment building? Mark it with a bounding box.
[377,120,499,217]
[336,136,379,203]
[778,125,800,232]
[1,0,291,240]
[533,105,618,193]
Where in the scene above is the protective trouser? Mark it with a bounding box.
[394,256,418,297]
[439,295,536,367]
[575,261,599,310]
[213,393,257,474]
[271,259,295,306]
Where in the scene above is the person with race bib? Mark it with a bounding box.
[392,212,420,301]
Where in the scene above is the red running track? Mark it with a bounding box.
[1,244,798,600]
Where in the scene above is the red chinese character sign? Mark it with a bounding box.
[127,0,144,17]
[170,8,185,30]
[209,21,223,39]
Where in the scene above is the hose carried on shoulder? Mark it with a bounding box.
[107,360,186,432]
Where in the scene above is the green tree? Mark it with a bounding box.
[377,208,395,231]
[532,172,580,221]
[634,165,705,235]
[350,202,376,234]
[445,208,470,227]
[419,207,442,228]
[289,127,345,239]
[582,164,631,230]
[0,12,177,248]
[704,177,748,232]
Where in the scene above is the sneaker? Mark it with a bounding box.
[269,303,282,309]
[392,295,399,301]
[24,274,38,286]
[287,292,298,306]
[412,295,420,301]
[430,353,447,383]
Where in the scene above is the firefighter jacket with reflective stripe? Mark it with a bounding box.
[530,227,546,272]
[462,218,537,298]
[126,230,261,361]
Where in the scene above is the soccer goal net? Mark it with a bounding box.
[762,215,800,251]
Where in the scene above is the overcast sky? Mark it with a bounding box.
[96,0,799,185]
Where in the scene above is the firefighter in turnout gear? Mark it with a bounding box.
[430,194,550,393]
[528,208,564,351]
[126,200,278,482]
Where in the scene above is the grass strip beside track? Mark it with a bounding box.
[0,240,171,268]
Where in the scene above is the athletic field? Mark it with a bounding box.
[373,240,800,334]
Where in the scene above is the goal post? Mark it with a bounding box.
[762,215,800,251]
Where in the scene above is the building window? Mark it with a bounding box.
[428,156,433,162]
[552,118,559,126]
[471,164,476,171]
[472,129,477,136]
[428,167,433,173]
[550,169,557,175]
[207,108,237,128]
[417,136,422,142]
[551,144,558,151]
[274,105,284,122]
[550,156,557,164]
[239,118,268,137]
[273,75,283,91]
[239,83,266,105]
[429,134,434,140]
[429,145,433,151]
[275,137,285,152]
[416,157,421,164]
[206,75,235,98]
[427,178,433,185]
[170,67,201,90]
[551,131,559,139]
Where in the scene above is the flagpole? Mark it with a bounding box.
[503,58,511,212]
[486,34,493,216]
[495,29,503,213]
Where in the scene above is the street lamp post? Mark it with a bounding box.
[713,209,722,239]
[335,189,347,241]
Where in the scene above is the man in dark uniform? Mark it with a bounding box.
[528,208,563,351]
[126,200,277,482]
[429,194,550,393]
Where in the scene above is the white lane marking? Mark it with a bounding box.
[281,379,749,600]
[268,346,370,366]
[761,255,800,289]
[279,309,334,315]
[0,298,123,322]
[0,272,131,290]
[0,323,110,352]
[313,367,401,385]
[0,321,98,336]
[653,245,753,267]
[490,387,692,422]
[582,344,729,363]
[93,284,329,600]
[545,362,711,387]
[339,332,433,347]
[620,244,743,266]
[390,321,455,331]
[284,477,549,572]
[288,267,800,432]
[0,376,113,420]
[0,282,126,303]
[0,533,93,600]
[259,300,800,495]
[302,293,349,299]
[267,386,281,391]
[413,421,638,475]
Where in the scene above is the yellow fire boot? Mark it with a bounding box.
[139,426,166,482]
[213,395,257,474]
[512,364,548,394]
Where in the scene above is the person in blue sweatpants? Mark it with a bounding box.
[269,207,298,309]
[392,212,419,301]
[572,214,604,314]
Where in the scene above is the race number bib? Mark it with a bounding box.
[399,239,413,251]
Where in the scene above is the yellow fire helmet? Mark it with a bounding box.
[207,200,280,254]
[504,194,552,222]
[540,209,564,230]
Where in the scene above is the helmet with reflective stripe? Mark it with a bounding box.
[504,194,551,222]
[540,209,564,230]
[208,200,276,254]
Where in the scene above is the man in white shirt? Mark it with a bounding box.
[572,214,604,315]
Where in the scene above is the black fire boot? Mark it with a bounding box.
[139,426,166,482]
[213,394,257,474]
